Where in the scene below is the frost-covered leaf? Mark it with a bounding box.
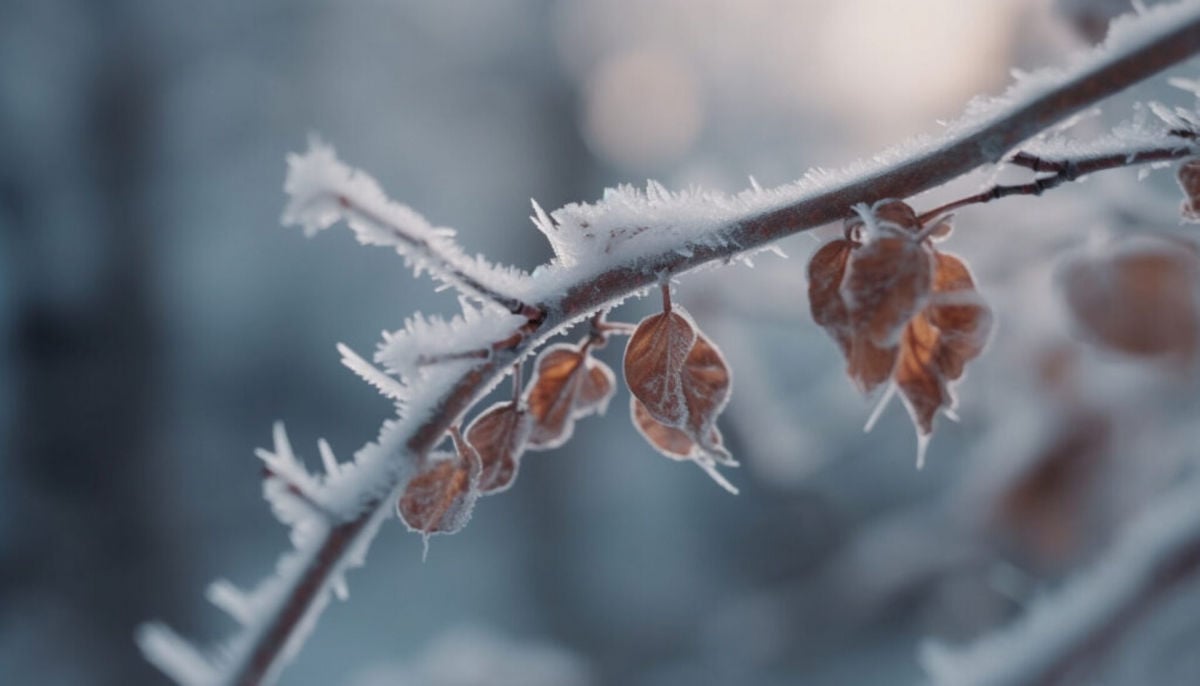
[630,397,737,494]
[397,444,481,537]
[623,310,698,425]
[807,238,857,358]
[895,313,950,437]
[1179,158,1200,223]
[464,402,531,494]
[843,232,933,347]
[925,251,993,381]
[1060,235,1200,361]
[524,343,616,450]
[624,301,736,490]
[623,306,732,461]
[848,337,900,395]
[630,397,721,460]
[895,249,991,442]
[678,330,733,458]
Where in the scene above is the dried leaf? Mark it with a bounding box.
[624,303,737,491]
[679,332,733,457]
[1060,237,1200,361]
[397,444,481,536]
[926,251,992,381]
[848,337,899,395]
[525,343,615,449]
[871,199,920,233]
[579,362,616,411]
[808,238,856,357]
[465,401,531,494]
[1179,158,1200,222]
[894,250,991,439]
[630,397,737,494]
[895,313,949,436]
[631,397,711,460]
[623,310,698,425]
[843,234,933,347]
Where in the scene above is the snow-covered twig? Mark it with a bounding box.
[139,4,1200,685]
[921,476,1200,686]
[281,140,542,320]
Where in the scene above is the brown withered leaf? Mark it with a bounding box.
[1179,158,1200,223]
[465,401,531,494]
[397,444,481,536]
[525,343,616,449]
[624,307,732,459]
[894,250,991,440]
[844,234,933,347]
[808,238,856,357]
[679,332,733,456]
[631,397,714,460]
[630,397,737,493]
[926,251,992,381]
[1060,237,1200,361]
[895,313,949,437]
[579,362,616,409]
[848,337,899,395]
[623,310,698,426]
[871,199,920,233]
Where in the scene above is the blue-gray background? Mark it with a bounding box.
[4,1,1200,684]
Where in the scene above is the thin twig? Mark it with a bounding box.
[917,144,1199,224]
[339,196,544,320]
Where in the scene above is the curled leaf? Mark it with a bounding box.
[848,337,899,394]
[894,313,950,437]
[679,332,733,460]
[871,199,920,233]
[525,343,616,449]
[894,250,992,442]
[624,307,732,461]
[925,251,992,381]
[1060,236,1200,361]
[1179,158,1200,223]
[465,401,531,494]
[808,238,856,358]
[631,398,737,494]
[397,443,481,537]
[631,397,715,460]
[623,309,697,425]
[624,302,737,490]
[843,233,933,347]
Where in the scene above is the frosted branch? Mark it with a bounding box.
[141,4,1200,685]
[281,139,543,320]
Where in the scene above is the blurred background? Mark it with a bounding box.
[3,0,1200,684]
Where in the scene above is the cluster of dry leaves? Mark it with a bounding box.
[808,199,992,460]
[399,297,737,537]
[399,160,1200,537]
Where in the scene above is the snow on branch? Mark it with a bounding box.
[920,476,1200,686]
[140,3,1200,685]
[281,139,541,319]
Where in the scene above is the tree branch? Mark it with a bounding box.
[139,4,1200,685]
[918,143,1200,223]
